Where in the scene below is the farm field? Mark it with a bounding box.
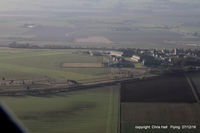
[121,74,196,103]
[1,1,200,49]
[0,85,120,133]
[62,63,103,68]
[121,103,200,133]
[0,47,109,82]
[0,47,149,94]
[120,73,200,133]
[188,72,200,98]
[1,1,200,133]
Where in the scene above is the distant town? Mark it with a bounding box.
[86,48,200,71]
[9,41,200,71]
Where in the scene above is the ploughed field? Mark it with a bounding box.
[188,72,200,99]
[121,74,196,103]
[121,103,200,133]
[62,63,103,68]
[120,74,200,133]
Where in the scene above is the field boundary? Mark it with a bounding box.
[106,87,114,133]
[185,73,200,103]
[118,85,121,133]
[61,63,103,68]
[0,78,137,96]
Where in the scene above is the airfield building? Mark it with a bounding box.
[131,55,141,62]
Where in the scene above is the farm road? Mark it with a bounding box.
[185,74,200,103]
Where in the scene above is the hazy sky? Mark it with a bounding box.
[0,0,200,12]
[0,0,116,11]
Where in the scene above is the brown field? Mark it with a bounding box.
[120,73,200,133]
[75,36,113,43]
[121,103,200,124]
[121,103,200,133]
[121,74,196,103]
[189,72,200,98]
[62,63,103,68]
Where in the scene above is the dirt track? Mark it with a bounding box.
[62,63,102,68]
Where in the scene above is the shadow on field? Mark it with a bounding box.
[18,102,97,122]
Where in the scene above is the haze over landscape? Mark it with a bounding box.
[0,0,200,48]
[0,0,200,133]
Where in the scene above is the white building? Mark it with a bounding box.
[109,51,123,57]
[131,55,140,62]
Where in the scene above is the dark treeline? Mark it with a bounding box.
[172,57,200,67]
[8,42,116,50]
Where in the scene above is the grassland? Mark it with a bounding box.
[0,47,121,133]
[0,1,200,132]
[0,47,110,82]
[0,85,120,133]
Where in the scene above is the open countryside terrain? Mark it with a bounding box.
[62,63,103,68]
[121,103,200,133]
[188,72,200,98]
[0,47,123,133]
[121,74,196,103]
[0,47,150,94]
[0,85,120,133]
[120,73,200,133]
[1,1,200,133]
[75,36,113,44]
[0,47,108,82]
[1,1,200,49]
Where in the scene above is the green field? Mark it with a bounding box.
[0,47,120,133]
[0,47,110,82]
[0,85,120,133]
[1,1,200,133]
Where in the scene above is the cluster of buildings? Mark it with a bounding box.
[129,48,200,67]
[87,50,134,68]
[85,48,200,69]
[87,50,123,57]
